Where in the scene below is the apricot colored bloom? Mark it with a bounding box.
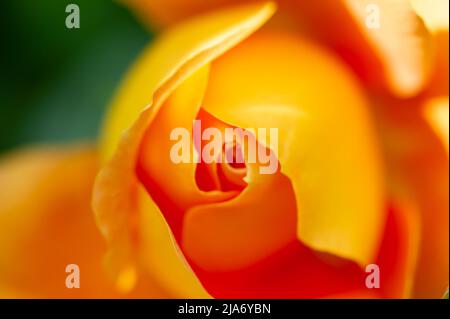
[0,0,447,299]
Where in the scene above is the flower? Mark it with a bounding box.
[93,1,448,298]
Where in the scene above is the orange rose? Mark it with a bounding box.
[0,0,447,299]
[92,1,448,298]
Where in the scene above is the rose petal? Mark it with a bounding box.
[0,146,116,298]
[424,97,449,153]
[375,200,420,298]
[190,240,367,298]
[123,0,243,28]
[133,184,211,297]
[425,30,449,96]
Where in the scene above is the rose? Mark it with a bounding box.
[92,1,448,298]
[0,146,117,298]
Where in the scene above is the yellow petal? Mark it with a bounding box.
[202,31,385,265]
[94,2,276,297]
[0,146,117,298]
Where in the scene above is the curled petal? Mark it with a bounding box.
[125,0,434,97]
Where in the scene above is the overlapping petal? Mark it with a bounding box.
[0,146,117,298]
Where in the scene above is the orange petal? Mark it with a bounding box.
[182,169,297,272]
[94,2,275,296]
[409,0,449,33]
[137,66,236,218]
[325,290,380,299]
[425,30,449,96]
[201,30,385,266]
[190,239,368,298]
[0,146,116,298]
[375,200,420,298]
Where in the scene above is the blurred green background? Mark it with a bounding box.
[0,0,153,153]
